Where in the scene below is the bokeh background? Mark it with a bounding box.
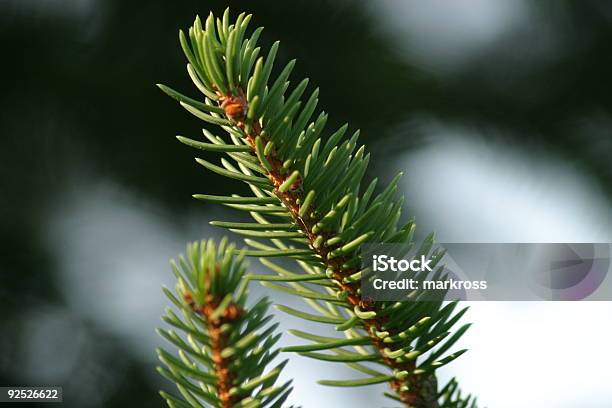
[2,0,612,406]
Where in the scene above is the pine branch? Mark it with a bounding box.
[159,9,476,407]
[157,239,293,408]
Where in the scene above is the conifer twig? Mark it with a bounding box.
[157,239,293,408]
[159,9,477,408]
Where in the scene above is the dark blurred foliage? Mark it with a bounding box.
[1,0,611,406]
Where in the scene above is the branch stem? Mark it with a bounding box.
[184,289,243,408]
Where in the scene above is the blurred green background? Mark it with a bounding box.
[1,0,611,406]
